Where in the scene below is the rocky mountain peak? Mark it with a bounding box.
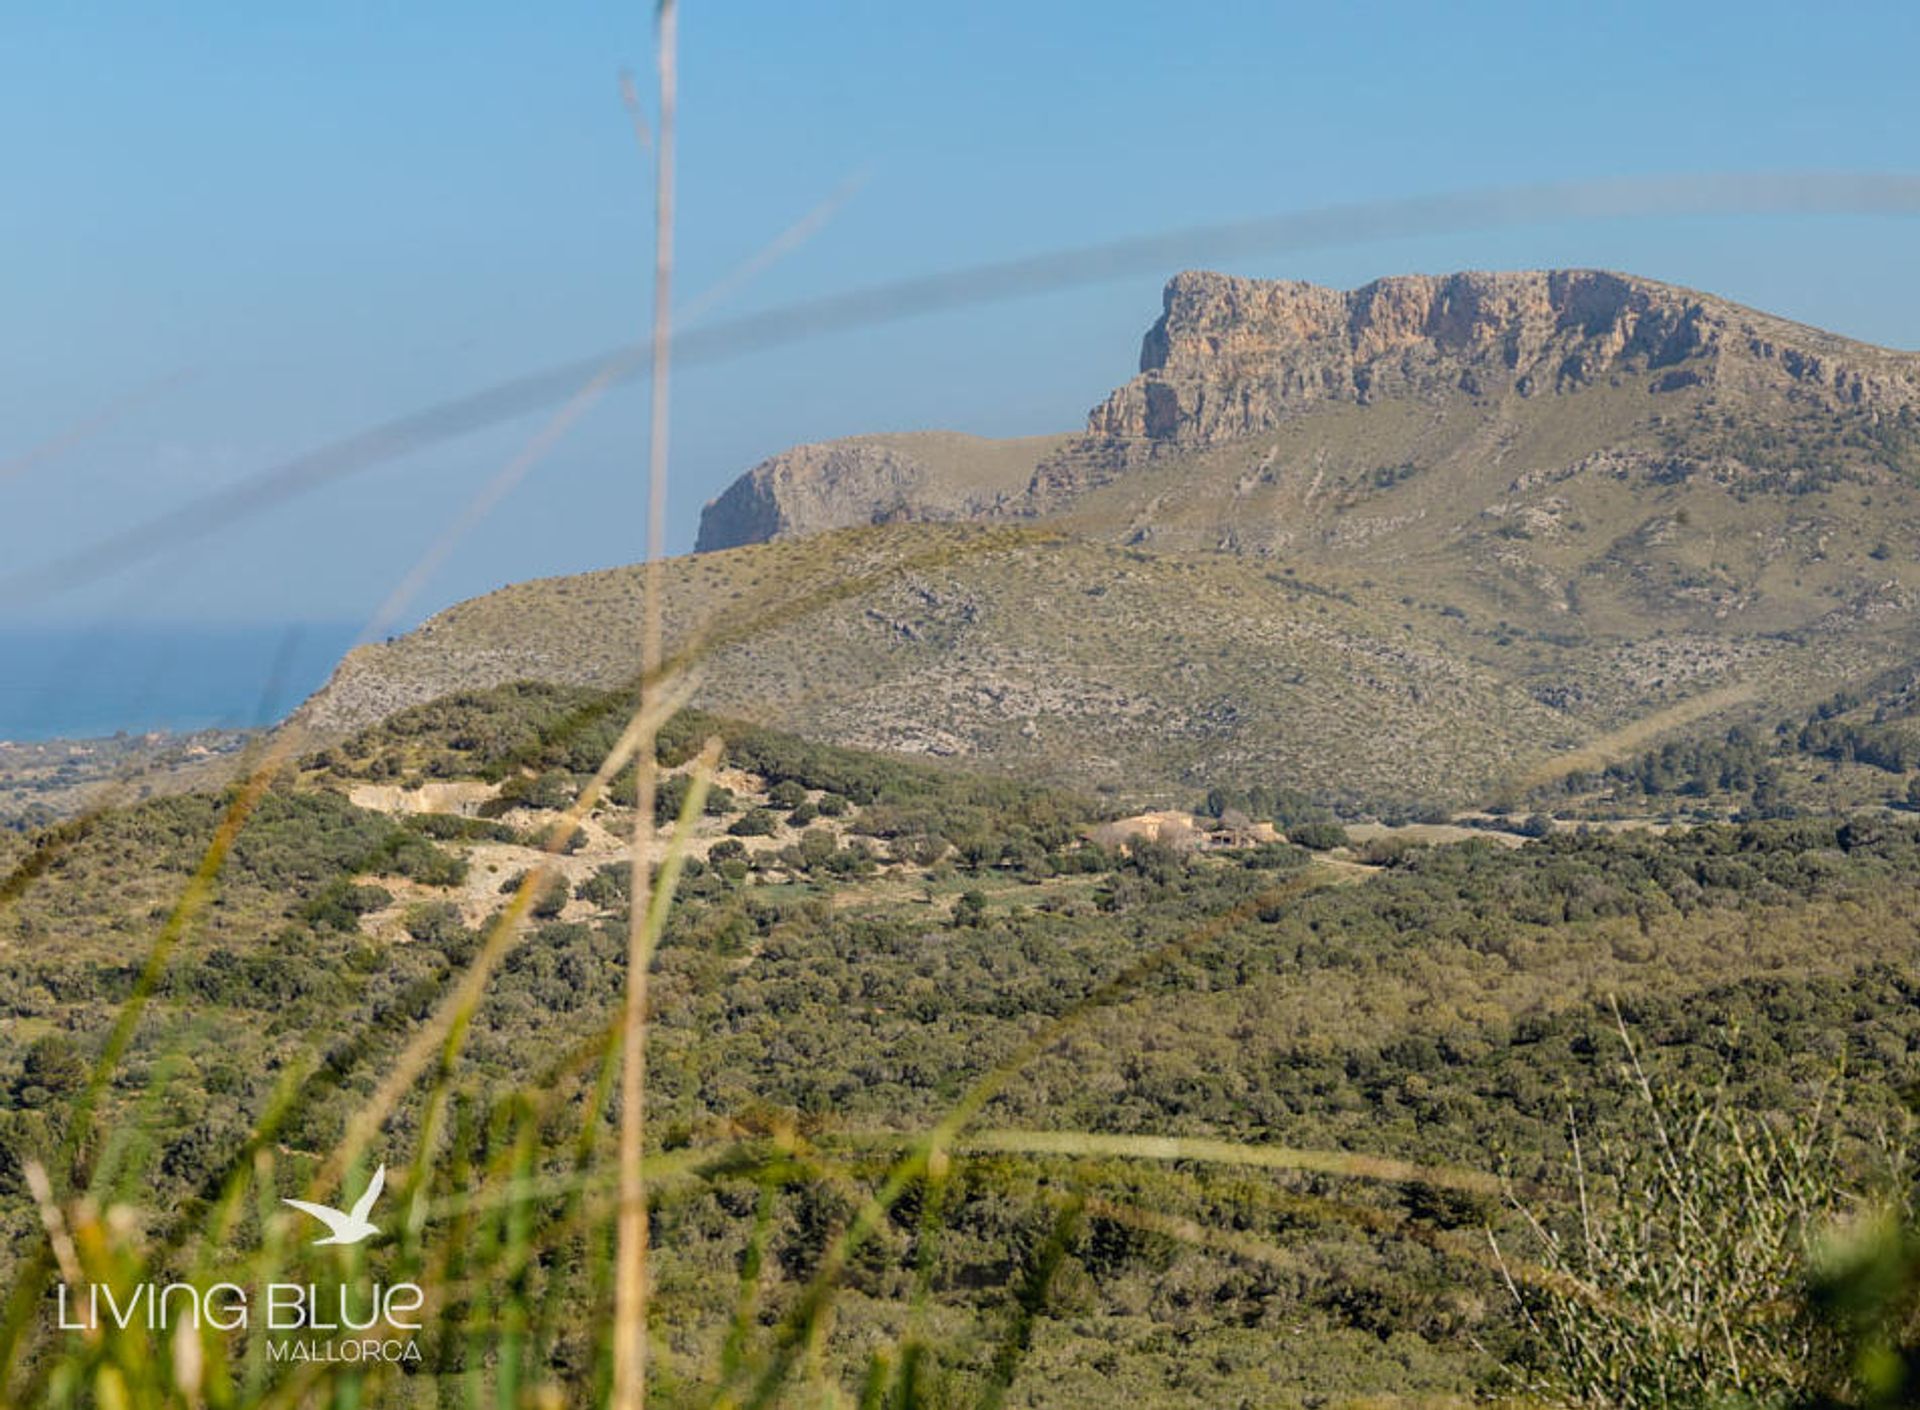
[693,269,1920,551]
[1089,268,1920,449]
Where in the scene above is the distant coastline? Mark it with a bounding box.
[0,621,361,742]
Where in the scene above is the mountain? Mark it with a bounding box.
[1085,266,1920,447]
[694,430,1071,551]
[700,268,1920,551]
[19,275,1920,1407]
[306,269,1920,811]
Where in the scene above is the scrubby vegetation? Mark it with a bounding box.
[7,681,1920,1404]
[1544,673,1920,822]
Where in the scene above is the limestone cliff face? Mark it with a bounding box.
[695,432,1064,552]
[697,271,1920,544]
[1086,269,1920,449]
[697,441,930,553]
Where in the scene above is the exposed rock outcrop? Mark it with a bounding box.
[694,270,1920,547]
[698,272,1920,545]
[695,432,1064,552]
[1086,268,1920,452]
[697,440,937,552]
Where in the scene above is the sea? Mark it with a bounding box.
[0,622,363,742]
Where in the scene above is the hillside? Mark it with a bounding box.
[302,525,1602,808]
[304,269,1920,813]
[0,728,255,830]
[12,682,1920,1403]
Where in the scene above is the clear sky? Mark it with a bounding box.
[3,0,1918,631]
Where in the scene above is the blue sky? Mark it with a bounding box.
[3,0,1918,629]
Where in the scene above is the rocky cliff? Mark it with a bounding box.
[695,431,1067,552]
[1086,268,1920,450]
[698,270,1920,546]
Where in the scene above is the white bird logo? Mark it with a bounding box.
[282,1164,386,1246]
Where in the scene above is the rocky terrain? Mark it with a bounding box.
[307,269,1920,811]
[1086,268,1920,448]
[694,430,1068,552]
[700,268,1920,542]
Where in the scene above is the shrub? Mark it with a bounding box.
[890,833,947,867]
[793,828,837,870]
[576,862,631,910]
[1287,822,1349,851]
[404,813,518,844]
[14,1035,86,1107]
[495,769,574,812]
[401,901,465,945]
[655,774,693,825]
[388,836,467,887]
[1242,841,1310,870]
[499,869,568,919]
[1503,1013,1880,1407]
[302,881,392,932]
[652,774,739,824]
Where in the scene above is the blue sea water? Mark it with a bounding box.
[0,622,362,741]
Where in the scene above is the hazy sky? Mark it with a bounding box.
[4,0,1919,629]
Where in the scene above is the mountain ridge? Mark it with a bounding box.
[697,267,1920,549]
[1089,267,1920,445]
[306,268,1920,810]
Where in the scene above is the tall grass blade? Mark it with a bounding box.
[614,4,677,1406]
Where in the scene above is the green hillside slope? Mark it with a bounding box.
[8,683,1920,1404]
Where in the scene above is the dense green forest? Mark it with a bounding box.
[6,682,1920,1405]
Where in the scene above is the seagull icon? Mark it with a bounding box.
[283,1164,386,1246]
